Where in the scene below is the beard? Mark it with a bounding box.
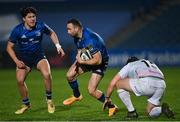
[72,33,79,39]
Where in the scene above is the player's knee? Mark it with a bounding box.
[116,79,131,91]
[16,76,25,85]
[17,79,24,86]
[43,72,51,80]
[148,107,161,118]
[116,81,124,89]
[66,75,72,81]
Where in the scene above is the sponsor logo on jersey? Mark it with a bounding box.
[21,35,27,39]
[36,31,41,36]
[29,38,34,41]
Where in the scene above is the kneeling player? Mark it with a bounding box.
[103,57,174,119]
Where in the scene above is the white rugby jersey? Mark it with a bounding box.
[119,59,164,79]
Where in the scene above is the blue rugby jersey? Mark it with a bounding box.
[74,28,109,60]
[9,21,53,53]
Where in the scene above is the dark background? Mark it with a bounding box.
[0,0,180,68]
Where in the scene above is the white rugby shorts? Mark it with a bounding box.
[129,77,166,105]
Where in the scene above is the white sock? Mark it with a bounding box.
[117,89,135,112]
[149,107,162,118]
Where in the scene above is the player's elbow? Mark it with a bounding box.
[6,41,14,52]
[6,44,11,53]
[50,31,56,38]
[6,46,9,52]
[50,30,55,35]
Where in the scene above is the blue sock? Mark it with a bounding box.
[46,90,52,100]
[98,93,105,103]
[69,80,80,97]
[22,98,30,106]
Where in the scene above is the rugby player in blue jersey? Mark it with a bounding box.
[6,7,65,114]
[63,18,117,113]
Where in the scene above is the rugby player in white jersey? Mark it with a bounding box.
[103,57,174,119]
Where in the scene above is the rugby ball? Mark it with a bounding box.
[80,49,93,61]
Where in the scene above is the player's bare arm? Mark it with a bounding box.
[6,41,25,69]
[49,31,65,57]
[106,73,121,100]
[77,51,102,65]
[103,73,120,113]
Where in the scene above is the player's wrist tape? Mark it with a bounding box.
[55,43,62,49]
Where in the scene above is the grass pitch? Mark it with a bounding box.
[0,67,179,121]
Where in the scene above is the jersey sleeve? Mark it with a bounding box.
[9,28,18,43]
[118,64,129,79]
[43,23,53,35]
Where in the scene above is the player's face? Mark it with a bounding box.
[23,13,36,29]
[67,23,79,37]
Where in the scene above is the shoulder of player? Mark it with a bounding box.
[36,21,43,26]
[86,28,103,41]
[12,23,23,31]
[124,62,136,70]
[84,28,95,35]
[35,21,48,28]
[10,23,24,35]
[83,29,95,41]
[83,28,94,37]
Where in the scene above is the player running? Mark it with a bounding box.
[63,18,116,113]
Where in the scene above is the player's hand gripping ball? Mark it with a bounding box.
[80,48,92,61]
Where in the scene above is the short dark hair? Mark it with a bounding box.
[126,56,139,64]
[67,18,82,28]
[20,6,37,18]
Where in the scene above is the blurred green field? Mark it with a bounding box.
[0,67,180,121]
